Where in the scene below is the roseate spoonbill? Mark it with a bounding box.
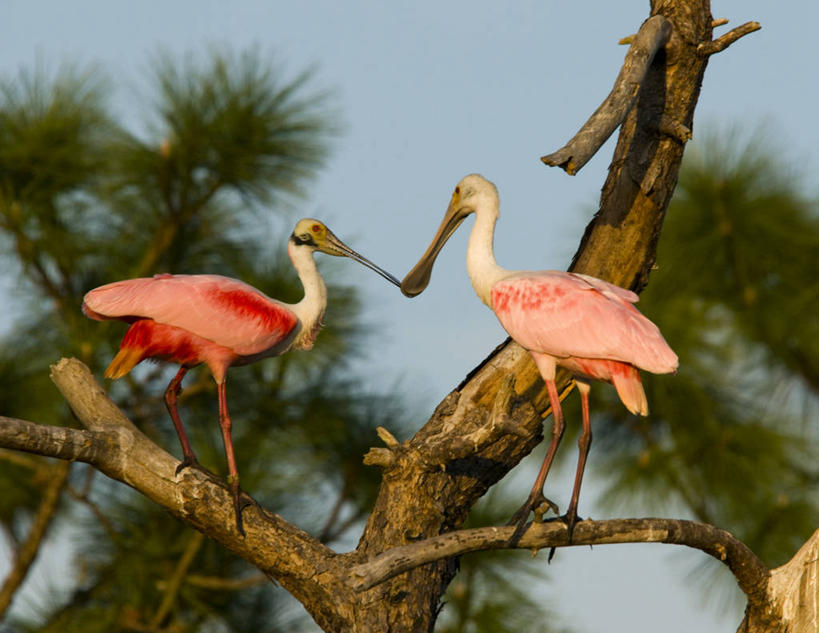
[83,218,400,535]
[401,174,677,540]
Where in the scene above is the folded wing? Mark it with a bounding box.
[83,274,299,357]
[491,271,677,374]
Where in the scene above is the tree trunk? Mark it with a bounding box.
[347,1,719,629]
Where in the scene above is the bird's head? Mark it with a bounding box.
[290,218,401,287]
[291,218,332,252]
[401,174,497,297]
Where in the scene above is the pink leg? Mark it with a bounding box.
[526,379,565,508]
[217,380,250,536]
[164,366,200,474]
[509,377,564,541]
[565,380,592,541]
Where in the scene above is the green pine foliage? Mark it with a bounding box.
[3,49,818,633]
[0,51,404,632]
[589,126,819,567]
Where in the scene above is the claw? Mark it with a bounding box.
[175,454,207,475]
[565,509,581,543]
[229,479,253,537]
[547,510,584,562]
[533,496,560,523]
[175,457,222,488]
[507,491,560,546]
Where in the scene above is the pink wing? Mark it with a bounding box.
[83,274,299,357]
[491,271,677,374]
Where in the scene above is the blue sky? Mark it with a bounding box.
[1,1,817,631]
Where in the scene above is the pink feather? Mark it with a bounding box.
[491,271,678,375]
[83,274,299,359]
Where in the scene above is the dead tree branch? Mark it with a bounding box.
[542,15,673,174]
[348,518,770,604]
[698,21,761,56]
[0,416,122,464]
[23,358,353,632]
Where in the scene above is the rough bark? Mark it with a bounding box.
[348,518,769,595]
[541,15,675,175]
[739,529,819,633]
[0,396,781,631]
[0,1,774,631]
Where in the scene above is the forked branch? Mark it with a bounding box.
[541,15,760,177]
[0,358,351,631]
[698,21,761,56]
[541,15,672,174]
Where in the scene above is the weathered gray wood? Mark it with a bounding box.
[47,358,351,632]
[542,15,674,175]
[349,518,769,595]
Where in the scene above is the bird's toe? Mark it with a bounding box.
[175,455,207,475]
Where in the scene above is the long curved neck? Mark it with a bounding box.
[288,242,327,349]
[466,201,508,308]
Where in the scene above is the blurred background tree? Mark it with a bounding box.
[0,47,564,633]
[0,50,415,633]
[1,48,818,633]
[576,125,819,584]
[436,125,819,631]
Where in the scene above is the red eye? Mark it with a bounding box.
[311,224,321,233]
[454,186,460,194]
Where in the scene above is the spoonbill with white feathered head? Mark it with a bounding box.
[401,174,677,541]
[84,218,400,535]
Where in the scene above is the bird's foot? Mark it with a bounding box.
[507,491,560,546]
[175,454,209,476]
[547,509,584,563]
[533,496,561,523]
[228,478,254,537]
[564,508,581,543]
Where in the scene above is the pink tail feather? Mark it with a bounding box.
[611,366,648,416]
[105,346,143,379]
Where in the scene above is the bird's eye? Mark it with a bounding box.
[311,224,321,233]
[454,186,460,194]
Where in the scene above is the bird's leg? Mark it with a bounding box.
[508,378,565,543]
[545,380,592,562]
[216,380,252,536]
[165,366,202,474]
[564,380,592,543]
